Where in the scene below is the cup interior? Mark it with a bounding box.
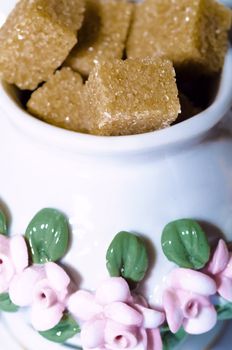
[0,0,232,155]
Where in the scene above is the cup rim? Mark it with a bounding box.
[0,48,232,156]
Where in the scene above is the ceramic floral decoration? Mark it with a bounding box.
[0,208,232,350]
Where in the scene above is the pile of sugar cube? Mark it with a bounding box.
[0,0,231,136]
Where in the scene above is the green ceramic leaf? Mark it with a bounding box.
[63,344,83,349]
[0,293,19,312]
[161,326,188,350]
[106,231,149,285]
[39,314,80,343]
[161,219,210,269]
[216,301,232,320]
[25,208,69,264]
[0,210,7,235]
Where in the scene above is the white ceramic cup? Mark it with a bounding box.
[1,52,232,349]
[0,47,232,301]
[0,1,232,349]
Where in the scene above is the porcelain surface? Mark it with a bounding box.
[1,0,232,349]
[0,54,232,306]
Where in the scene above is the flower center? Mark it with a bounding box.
[35,287,57,308]
[0,254,14,277]
[114,335,128,348]
[184,300,199,318]
[0,257,4,272]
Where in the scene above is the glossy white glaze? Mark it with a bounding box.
[0,55,232,305]
[0,1,232,349]
[0,84,232,349]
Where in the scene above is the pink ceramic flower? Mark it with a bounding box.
[68,277,164,350]
[0,234,28,293]
[9,262,70,331]
[205,239,232,301]
[163,268,217,334]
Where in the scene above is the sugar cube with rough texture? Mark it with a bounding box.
[0,0,85,90]
[84,58,180,136]
[27,68,87,132]
[65,0,133,76]
[127,0,232,74]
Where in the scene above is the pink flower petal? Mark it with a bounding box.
[163,290,183,333]
[176,289,211,321]
[135,304,165,329]
[222,254,232,279]
[136,329,148,349]
[168,268,216,296]
[133,294,148,307]
[45,262,70,292]
[9,266,45,306]
[206,240,229,275]
[217,275,232,302]
[31,303,64,331]
[104,301,143,326]
[81,318,106,348]
[68,290,102,321]
[0,254,14,293]
[147,328,163,350]
[183,305,217,334]
[82,348,105,350]
[105,319,138,349]
[10,235,28,273]
[33,279,58,308]
[95,277,130,305]
[83,348,105,350]
[0,235,10,254]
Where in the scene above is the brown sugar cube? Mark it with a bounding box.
[0,0,85,90]
[127,0,232,74]
[84,58,180,136]
[27,68,87,132]
[65,0,133,76]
